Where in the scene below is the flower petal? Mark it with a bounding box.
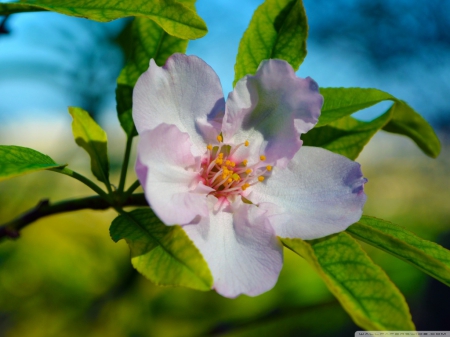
[250,146,367,240]
[182,201,283,298]
[136,123,214,225]
[223,59,323,166]
[133,53,225,155]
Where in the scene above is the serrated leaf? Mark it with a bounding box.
[0,145,64,181]
[281,234,415,331]
[302,113,390,159]
[68,107,110,185]
[110,208,213,290]
[348,216,450,287]
[0,0,207,40]
[317,88,440,158]
[233,0,308,86]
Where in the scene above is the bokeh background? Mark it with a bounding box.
[1,0,449,336]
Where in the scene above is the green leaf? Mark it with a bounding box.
[115,11,192,136]
[0,0,207,40]
[302,113,391,160]
[110,208,213,290]
[348,216,450,287]
[317,88,441,158]
[115,84,137,138]
[68,107,110,185]
[0,145,64,181]
[233,0,308,86]
[118,17,190,87]
[382,101,441,158]
[318,88,395,127]
[281,234,415,331]
[173,0,196,11]
[0,3,44,13]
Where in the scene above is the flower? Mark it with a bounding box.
[133,54,367,298]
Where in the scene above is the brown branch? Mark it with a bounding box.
[0,193,148,240]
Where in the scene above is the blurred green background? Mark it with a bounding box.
[1,0,450,335]
[0,128,449,336]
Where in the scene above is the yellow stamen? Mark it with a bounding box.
[258,176,265,182]
[207,144,212,151]
[242,159,248,166]
[245,140,249,147]
[217,135,223,142]
[225,160,231,166]
[232,173,240,181]
[266,165,272,171]
[245,169,252,175]
[219,153,224,158]
[260,155,266,161]
[227,178,233,183]
[241,183,250,190]
[230,161,236,167]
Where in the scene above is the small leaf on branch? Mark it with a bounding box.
[0,145,64,181]
[281,233,415,331]
[0,0,207,40]
[68,107,110,185]
[302,114,391,160]
[348,216,450,287]
[117,17,190,87]
[115,85,137,138]
[318,88,395,127]
[383,101,440,158]
[315,87,440,158]
[0,3,43,14]
[115,8,193,136]
[234,0,308,86]
[110,208,213,291]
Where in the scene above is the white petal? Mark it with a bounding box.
[133,54,225,155]
[136,124,214,225]
[182,201,283,297]
[250,146,367,240]
[223,60,323,166]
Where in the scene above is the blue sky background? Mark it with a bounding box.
[0,0,449,129]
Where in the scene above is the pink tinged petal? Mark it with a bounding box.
[251,146,367,240]
[136,123,214,226]
[182,202,283,298]
[135,155,148,191]
[133,54,225,155]
[223,59,323,166]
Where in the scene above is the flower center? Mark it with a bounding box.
[200,136,271,199]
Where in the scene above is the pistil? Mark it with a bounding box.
[201,136,272,198]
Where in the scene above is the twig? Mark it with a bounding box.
[123,179,141,200]
[50,167,110,200]
[0,193,148,240]
[118,135,134,193]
